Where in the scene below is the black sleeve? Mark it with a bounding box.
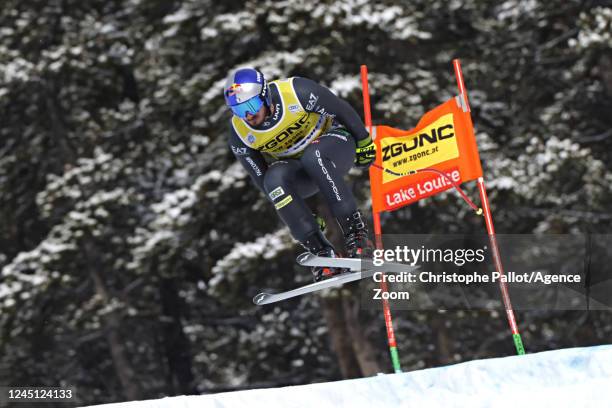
[228,124,268,195]
[293,77,369,143]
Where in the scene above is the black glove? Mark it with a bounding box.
[355,135,376,167]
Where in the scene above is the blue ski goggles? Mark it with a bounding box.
[230,96,264,119]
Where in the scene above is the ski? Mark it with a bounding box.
[253,253,418,305]
[296,252,417,273]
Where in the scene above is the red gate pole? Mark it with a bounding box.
[452,59,525,355]
[361,65,403,372]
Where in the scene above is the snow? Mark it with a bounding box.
[214,12,256,33]
[2,57,35,82]
[329,75,359,97]
[570,7,612,49]
[211,229,291,277]
[83,345,612,408]
[200,27,218,39]
[100,23,116,34]
[208,229,292,294]
[497,0,538,21]
[163,8,192,25]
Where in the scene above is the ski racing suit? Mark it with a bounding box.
[227,77,369,246]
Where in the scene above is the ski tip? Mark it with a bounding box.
[253,292,271,306]
[296,252,314,265]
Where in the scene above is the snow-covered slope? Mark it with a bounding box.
[85,345,612,408]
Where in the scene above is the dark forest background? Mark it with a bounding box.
[1,0,611,406]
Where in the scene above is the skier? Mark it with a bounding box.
[224,67,376,281]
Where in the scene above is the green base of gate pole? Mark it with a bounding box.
[390,346,402,373]
[513,333,526,355]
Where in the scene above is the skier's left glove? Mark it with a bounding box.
[355,135,376,167]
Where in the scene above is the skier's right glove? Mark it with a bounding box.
[355,135,376,168]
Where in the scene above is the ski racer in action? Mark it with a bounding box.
[224,67,376,282]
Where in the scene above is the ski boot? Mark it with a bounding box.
[340,210,374,258]
[301,230,345,282]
